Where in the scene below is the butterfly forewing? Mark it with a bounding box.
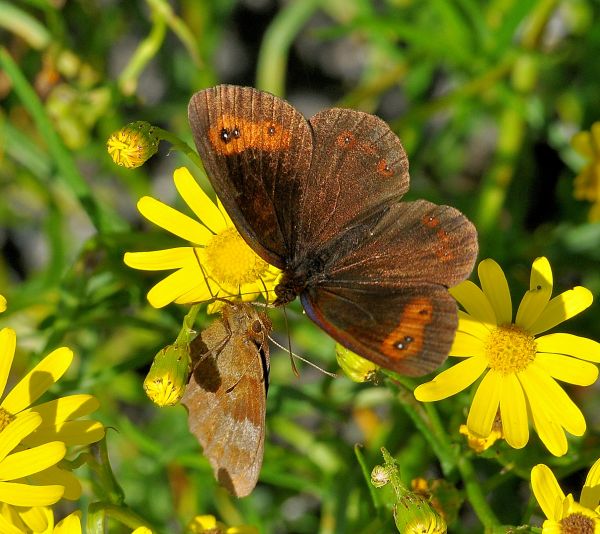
[181,303,271,497]
[294,109,410,258]
[188,86,313,268]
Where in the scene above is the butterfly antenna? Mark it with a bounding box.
[267,335,337,377]
[280,306,299,378]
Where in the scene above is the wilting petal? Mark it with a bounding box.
[467,370,501,437]
[414,356,488,402]
[478,259,512,325]
[173,167,226,234]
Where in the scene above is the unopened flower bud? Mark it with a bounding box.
[143,342,191,407]
[336,344,380,383]
[393,493,447,534]
[107,121,159,168]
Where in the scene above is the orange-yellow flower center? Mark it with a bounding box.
[203,227,271,290]
[0,407,15,432]
[559,512,597,534]
[485,324,537,375]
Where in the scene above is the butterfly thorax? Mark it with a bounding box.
[274,270,306,306]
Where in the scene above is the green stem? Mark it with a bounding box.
[256,0,321,96]
[118,10,167,95]
[386,374,501,529]
[153,127,205,171]
[0,48,127,234]
[87,502,155,533]
[0,1,50,49]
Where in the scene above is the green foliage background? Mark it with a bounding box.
[1,0,600,532]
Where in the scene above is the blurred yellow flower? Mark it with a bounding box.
[572,121,600,221]
[0,327,105,503]
[124,167,280,312]
[415,257,600,456]
[0,295,6,313]
[531,459,600,532]
[187,514,259,534]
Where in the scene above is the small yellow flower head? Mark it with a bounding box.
[186,515,258,534]
[393,493,447,534]
[336,344,380,383]
[531,459,600,533]
[0,295,6,313]
[107,121,159,168]
[459,412,504,453]
[143,342,192,407]
[131,527,154,534]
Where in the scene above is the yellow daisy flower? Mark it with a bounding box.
[0,295,6,313]
[0,328,105,504]
[572,121,600,221]
[414,257,600,456]
[531,459,600,533]
[124,167,280,312]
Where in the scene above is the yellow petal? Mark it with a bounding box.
[0,442,66,480]
[581,458,600,510]
[0,295,6,312]
[0,412,41,462]
[456,311,494,341]
[499,373,528,449]
[173,167,226,234]
[536,333,600,363]
[32,465,82,500]
[0,510,25,534]
[146,266,205,308]
[467,370,501,437]
[25,395,99,425]
[0,482,64,507]
[450,281,497,325]
[173,281,215,305]
[531,464,565,521]
[137,196,212,244]
[515,257,553,330]
[54,511,82,534]
[528,286,593,336]
[17,506,49,533]
[124,248,197,271]
[527,362,586,435]
[414,356,488,402]
[0,328,16,399]
[29,420,105,447]
[478,259,512,325]
[1,348,73,415]
[217,198,234,227]
[449,331,486,357]
[534,353,598,386]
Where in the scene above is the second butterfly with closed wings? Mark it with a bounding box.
[188,85,478,376]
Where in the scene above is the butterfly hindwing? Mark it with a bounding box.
[181,303,271,497]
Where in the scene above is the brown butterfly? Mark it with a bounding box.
[181,301,271,497]
[188,85,478,376]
